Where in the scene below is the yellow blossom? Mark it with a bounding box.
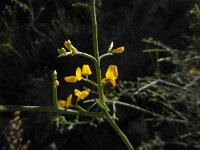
[82,64,92,76]
[151,92,159,97]
[64,67,82,83]
[111,46,124,54]
[188,68,199,76]
[74,89,90,102]
[102,65,118,86]
[2,43,13,49]
[64,40,78,55]
[57,94,73,108]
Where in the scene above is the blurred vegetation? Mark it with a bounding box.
[0,0,200,149]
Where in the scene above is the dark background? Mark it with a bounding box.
[0,0,199,149]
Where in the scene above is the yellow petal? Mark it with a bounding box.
[2,43,13,49]
[74,89,90,102]
[66,94,73,108]
[82,65,92,76]
[151,92,159,97]
[111,46,124,54]
[106,65,118,79]
[74,89,81,97]
[110,79,116,86]
[64,76,78,83]
[82,89,90,99]
[188,68,199,75]
[76,67,82,81]
[74,89,82,101]
[57,100,66,108]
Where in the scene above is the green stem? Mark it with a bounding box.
[104,111,134,150]
[90,0,104,104]
[59,51,97,64]
[100,53,113,61]
[76,52,97,63]
[83,78,98,88]
[90,0,134,149]
[0,105,104,118]
[155,49,160,78]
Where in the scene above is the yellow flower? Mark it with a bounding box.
[74,89,90,102]
[111,46,124,54]
[64,40,78,55]
[2,43,13,49]
[57,94,73,108]
[188,68,199,76]
[102,65,118,86]
[151,92,159,97]
[64,67,82,83]
[82,64,92,76]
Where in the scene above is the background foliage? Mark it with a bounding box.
[0,0,199,149]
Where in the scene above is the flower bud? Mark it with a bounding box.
[108,41,113,52]
[111,46,124,54]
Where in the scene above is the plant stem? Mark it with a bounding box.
[83,78,98,87]
[0,105,104,118]
[76,52,97,63]
[90,0,104,104]
[90,0,134,149]
[100,53,113,61]
[104,111,134,150]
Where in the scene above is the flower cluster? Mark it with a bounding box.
[64,64,92,83]
[57,40,124,109]
[57,89,90,108]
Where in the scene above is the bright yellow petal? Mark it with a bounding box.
[74,89,90,102]
[64,76,78,83]
[82,65,92,76]
[106,65,112,78]
[74,89,81,100]
[111,46,124,54]
[76,67,82,81]
[112,65,118,79]
[82,89,90,99]
[57,100,66,108]
[106,65,118,79]
[66,94,73,108]
[188,68,199,75]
